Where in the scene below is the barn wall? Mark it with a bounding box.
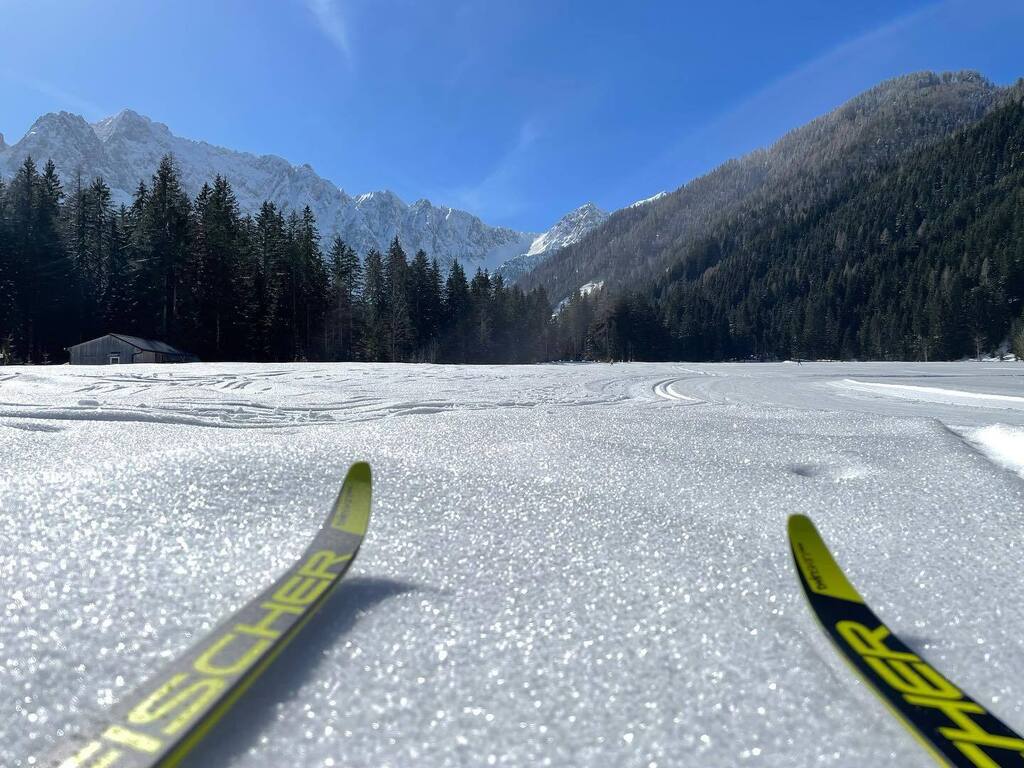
[67,336,141,365]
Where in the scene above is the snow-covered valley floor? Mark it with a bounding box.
[2,361,1023,767]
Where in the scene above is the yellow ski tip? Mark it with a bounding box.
[787,514,864,604]
[347,460,372,485]
[330,461,373,536]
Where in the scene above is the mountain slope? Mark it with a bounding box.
[523,71,1004,301]
[0,109,535,271]
[564,81,1024,362]
[660,81,1024,361]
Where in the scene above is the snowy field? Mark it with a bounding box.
[2,361,1024,767]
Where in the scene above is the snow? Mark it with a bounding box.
[652,378,700,402]
[2,361,1023,767]
[964,425,1024,479]
[628,191,668,208]
[834,378,1024,408]
[552,281,605,315]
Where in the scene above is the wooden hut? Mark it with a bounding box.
[66,334,199,365]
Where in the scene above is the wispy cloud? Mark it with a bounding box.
[304,0,353,64]
[633,0,959,195]
[700,1,949,133]
[1,68,106,120]
[447,118,543,221]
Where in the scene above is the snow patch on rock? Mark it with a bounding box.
[553,280,605,315]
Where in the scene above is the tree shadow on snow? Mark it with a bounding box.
[177,575,417,767]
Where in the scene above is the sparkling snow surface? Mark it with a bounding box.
[2,362,1023,768]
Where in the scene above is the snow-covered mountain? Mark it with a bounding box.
[495,193,673,283]
[0,109,535,271]
[496,202,609,281]
[525,202,609,260]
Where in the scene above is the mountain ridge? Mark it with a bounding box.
[0,108,543,272]
[522,70,1006,301]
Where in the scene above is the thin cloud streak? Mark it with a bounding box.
[702,1,948,135]
[632,0,954,198]
[304,0,353,63]
[1,68,107,121]
[447,118,544,224]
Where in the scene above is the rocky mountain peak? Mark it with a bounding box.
[92,109,162,141]
[525,202,609,258]
[28,111,94,140]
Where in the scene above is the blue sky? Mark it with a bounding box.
[1,0,1023,232]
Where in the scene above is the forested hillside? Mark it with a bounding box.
[0,157,554,364]
[560,83,1024,361]
[523,72,1002,304]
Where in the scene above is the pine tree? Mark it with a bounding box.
[84,178,117,336]
[298,206,329,360]
[6,157,39,360]
[253,202,287,359]
[469,269,493,361]
[30,159,69,361]
[191,175,245,359]
[101,205,132,332]
[383,237,412,361]
[325,236,362,360]
[407,249,441,360]
[360,248,387,361]
[137,155,192,342]
[0,176,12,361]
[442,260,471,362]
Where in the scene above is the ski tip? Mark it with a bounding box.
[346,460,372,487]
[787,514,864,605]
[330,461,373,537]
[786,513,814,540]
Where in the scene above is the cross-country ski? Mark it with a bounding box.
[789,515,1024,767]
[47,462,372,768]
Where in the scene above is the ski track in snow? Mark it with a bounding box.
[1,361,1023,768]
[834,378,1024,408]
[653,378,702,403]
[0,366,624,430]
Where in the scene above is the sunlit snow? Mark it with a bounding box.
[2,361,1023,767]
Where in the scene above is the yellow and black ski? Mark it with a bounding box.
[788,514,1024,767]
[48,461,373,768]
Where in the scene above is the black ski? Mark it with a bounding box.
[789,514,1024,767]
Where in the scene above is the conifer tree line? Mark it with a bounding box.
[555,90,1024,362]
[0,155,555,364]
